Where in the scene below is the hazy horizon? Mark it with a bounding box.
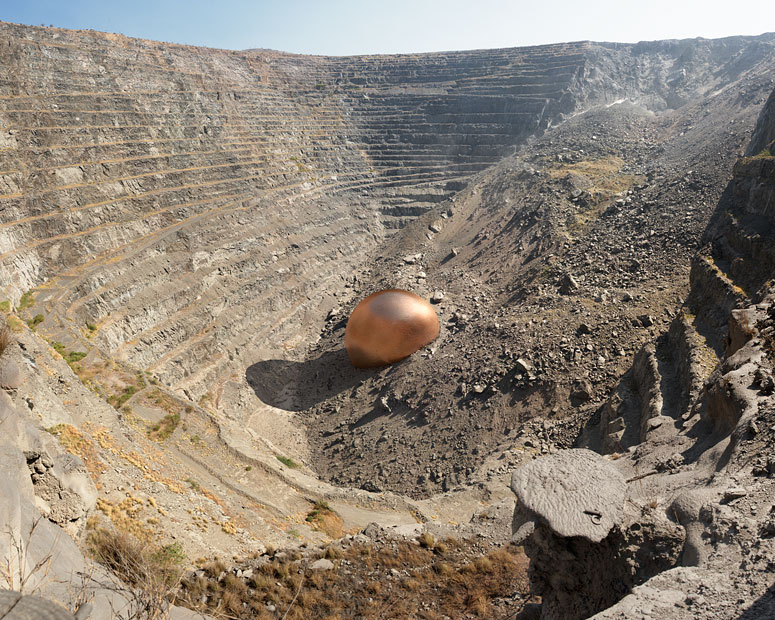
[1,0,773,56]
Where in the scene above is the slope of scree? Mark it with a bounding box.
[510,85,775,619]
[0,23,773,431]
[300,57,775,498]
[0,22,775,619]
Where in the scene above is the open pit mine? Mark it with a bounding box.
[1,20,775,619]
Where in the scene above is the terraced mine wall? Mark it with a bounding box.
[0,22,773,410]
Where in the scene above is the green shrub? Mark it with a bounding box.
[148,413,180,441]
[117,385,138,408]
[67,351,87,363]
[276,455,299,468]
[18,291,34,311]
[152,541,186,565]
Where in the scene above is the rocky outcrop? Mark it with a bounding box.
[511,450,682,620]
[0,337,96,537]
[528,86,775,619]
[747,86,775,155]
[0,334,204,620]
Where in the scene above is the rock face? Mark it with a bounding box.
[748,86,775,155]
[0,359,22,390]
[0,337,201,618]
[0,385,109,614]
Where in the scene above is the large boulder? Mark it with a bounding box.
[511,448,625,542]
[0,590,76,619]
[510,450,683,620]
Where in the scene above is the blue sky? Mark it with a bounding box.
[1,0,772,55]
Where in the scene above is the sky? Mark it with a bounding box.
[1,0,773,56]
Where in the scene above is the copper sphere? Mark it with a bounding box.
[345,289,440,368]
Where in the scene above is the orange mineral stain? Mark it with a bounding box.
[345,289,440,368]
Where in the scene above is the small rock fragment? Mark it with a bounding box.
[559,274,580,295]
[723,487,748,503]
[310,558,334,571]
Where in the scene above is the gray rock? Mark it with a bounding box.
[755,368,774,394]
[510,449,625,542]
[310,558,334,571]
[0,590,75,619]
[0,360,22,390]
[722,487,748,503]
[559,274,580,295]
[571,379,594,403]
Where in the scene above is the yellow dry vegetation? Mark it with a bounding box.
[178,539,532,619]
[548,156,645,236]
[46,423,104,485]
[96,496,156,543]
[5,315,25,333]
[547,155,643,198]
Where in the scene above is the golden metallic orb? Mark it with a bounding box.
[345,289,440,368]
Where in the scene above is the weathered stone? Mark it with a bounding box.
[722,487,748,502]
[559,274,580,295]
[0,590,75,619]
[0,360,22,390]
[571,379,594,404]
[755,368,774,394]
[510,449,626,542]
[310,558,334,571]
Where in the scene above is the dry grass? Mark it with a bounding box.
[305,501,344,539]
[178,539,531,619]
[96,496,156,543]
[0,324,11,357]
[547,156,642,198]
[45,423,104,485]
[5,315,25,333]
[147,413,180,442]
[87,527,184,619]
[1,517,54,595]
[547,156,645,237]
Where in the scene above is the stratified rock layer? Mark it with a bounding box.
[0,23,773,415]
